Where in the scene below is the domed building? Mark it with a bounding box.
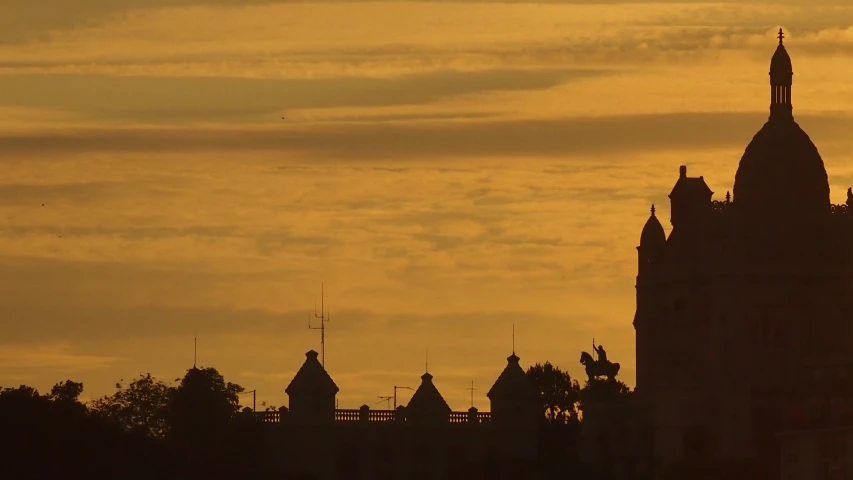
[633,29,853,477]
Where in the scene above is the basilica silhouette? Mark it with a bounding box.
[633,29,853,478]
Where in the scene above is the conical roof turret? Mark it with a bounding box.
[487,351,537,400]
[285,350,339,396]
[405,371,451,422]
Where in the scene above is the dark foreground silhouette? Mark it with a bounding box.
[0,361,631,480]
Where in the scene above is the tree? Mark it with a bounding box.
[49,380,83,403]
[167,366,244,440]
[525,362,581,424]
[578,377,632,415]
[88,373,175,437]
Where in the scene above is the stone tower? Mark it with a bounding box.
[285,350,339,423]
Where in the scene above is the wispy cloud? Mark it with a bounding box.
[4,111,852,158]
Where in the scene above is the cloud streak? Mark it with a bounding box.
[4,111,852,158]
[0,69,605,123]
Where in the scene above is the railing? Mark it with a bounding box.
[251,411,281,423]
[449,412,467,424]
[335,409,361,422]
[368,410,396,422]
[248,408,492,425]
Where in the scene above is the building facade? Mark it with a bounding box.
[633,30,853,477]
[251,349,542,480]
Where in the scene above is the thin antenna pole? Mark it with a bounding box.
[194,333,197,368]
[393,386,413,410]
[512,324,515,354]
[425,347,429,373]
[309,283,330,367]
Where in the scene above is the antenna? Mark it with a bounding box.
[512,324,515,354]
[466,381,477,409]
[194,333,197,368]
[309,283,330,367]
[425,347,429,373]
[377,396,393,409]
[393,386,413,410]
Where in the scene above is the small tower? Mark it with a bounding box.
[637,204,666,280]
[405,372,451,425]
[668,165,713,229]
[285,350,339,423]
[769,28,793,121]
[487,352,539,427]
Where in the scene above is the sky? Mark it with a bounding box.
[3,0,853,411]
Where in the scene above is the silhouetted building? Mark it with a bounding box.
[633,29,853,478]
[250,349,541,480]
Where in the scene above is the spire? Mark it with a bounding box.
[769,27,793,121]
[650,204,656,217]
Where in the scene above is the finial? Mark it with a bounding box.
[778,28,784,45]
[650,204,656,216]
[725,191,731,203]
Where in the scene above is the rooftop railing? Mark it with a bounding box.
[248,406,492,425]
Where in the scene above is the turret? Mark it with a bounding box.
[769,28,793,121]
[487,352,540,427]
[285,350,339,423]
[405,372,451,425]
[668,165,713,229]
[637,204,666,279]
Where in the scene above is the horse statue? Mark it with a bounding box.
[580,351,620,382]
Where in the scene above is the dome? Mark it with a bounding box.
[733,117,829,216]
[639,205,666,247]
[732,30,830,217]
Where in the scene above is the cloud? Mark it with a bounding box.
[4,111,852,158]
[0,343,119,371]
[0,69,603,123]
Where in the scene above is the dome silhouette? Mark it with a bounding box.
[639,205,666,247]
[732,28,830,217]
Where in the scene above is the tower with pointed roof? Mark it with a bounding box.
[633,29,853,475]
[405,371,452,425]
[285,350,339,423]
[487,351,539,427]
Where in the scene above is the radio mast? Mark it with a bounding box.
[309,283,330,367]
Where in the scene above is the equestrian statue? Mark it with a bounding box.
[579,339,620,382]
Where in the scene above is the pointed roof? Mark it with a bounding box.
[487,352,537,400]
[285,350,339,396]
[639,204,666,247]
[406,372,451,415]
[770,28,792,82]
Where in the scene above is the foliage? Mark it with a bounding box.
[525,362,581,424]
[48,380,84,404]
[168,366,244,437]
[578,377,632,413]
[88,373,175,437]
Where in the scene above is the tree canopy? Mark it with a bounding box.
[525,361,581,424]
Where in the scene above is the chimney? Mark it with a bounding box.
[679,165,687,179]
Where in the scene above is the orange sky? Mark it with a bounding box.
[3,1,853,410]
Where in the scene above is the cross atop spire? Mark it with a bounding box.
[778,28,784,45]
